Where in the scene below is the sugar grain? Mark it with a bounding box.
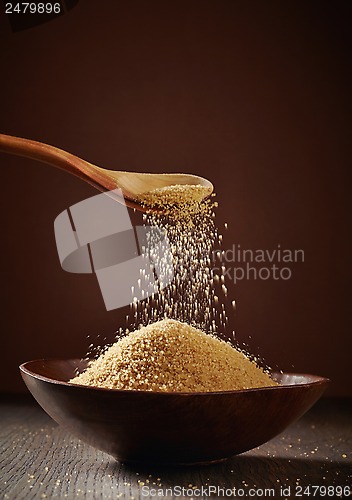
[70,319,277,392]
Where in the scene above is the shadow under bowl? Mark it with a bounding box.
[20,359,329,465]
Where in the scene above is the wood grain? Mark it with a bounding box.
[0,396,351,499]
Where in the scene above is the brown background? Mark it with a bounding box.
[0,0,350,395]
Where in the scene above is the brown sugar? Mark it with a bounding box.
[133,185,219,331]
[138,184,213,220]
[70,319,278,392]
[70,182,279,393]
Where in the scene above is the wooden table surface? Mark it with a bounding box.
[1,395,351,499]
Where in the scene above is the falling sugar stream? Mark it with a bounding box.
[126,193,236,339]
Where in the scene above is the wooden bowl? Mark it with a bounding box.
[20,359,329,465]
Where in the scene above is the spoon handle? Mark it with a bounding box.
[0,133,114,190]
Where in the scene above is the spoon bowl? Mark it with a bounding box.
[0,134,213,211]
[20,358,329,465]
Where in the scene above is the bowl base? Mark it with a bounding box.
[116,455,230,467]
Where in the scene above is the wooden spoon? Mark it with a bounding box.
[0,134,213,211]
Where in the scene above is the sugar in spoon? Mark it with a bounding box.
[0,134,213,211]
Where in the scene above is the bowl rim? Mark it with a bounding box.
[20,358,331,396]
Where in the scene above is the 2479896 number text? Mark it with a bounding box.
[5,3,61,14]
